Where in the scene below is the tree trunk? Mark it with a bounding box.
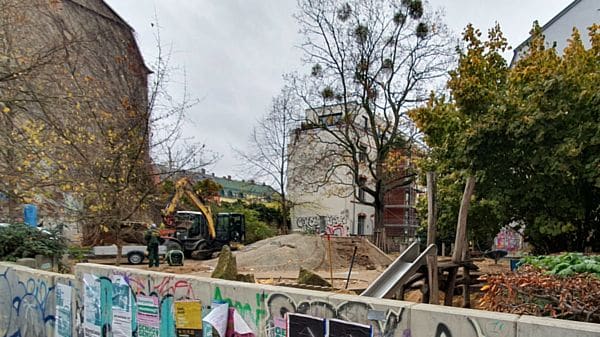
[374,198,385,249]
[281,193,289,235]
[426,172,439,304]
[115,222,122,266]
[426,172,437,246]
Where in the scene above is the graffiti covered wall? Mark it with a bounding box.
[0,263,75,337]
[2,262,600,337]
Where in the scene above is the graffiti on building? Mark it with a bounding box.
[324,224,348,236]
[296,214,348,233]
[0,268,55,337]
[265,293,405,337]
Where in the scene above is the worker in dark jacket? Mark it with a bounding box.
[145,224,160,268]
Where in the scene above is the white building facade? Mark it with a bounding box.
[511,0,599,64]
[287,104,376,236]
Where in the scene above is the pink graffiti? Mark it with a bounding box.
[153,277,193,298]
[323,224,347,237]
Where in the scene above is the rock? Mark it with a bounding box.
[366,264,376,270]
[297,267,331,287]
[211,246,238,281]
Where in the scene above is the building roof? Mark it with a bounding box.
[510,0,583,64]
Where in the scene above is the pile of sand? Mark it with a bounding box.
[206,233,392,273]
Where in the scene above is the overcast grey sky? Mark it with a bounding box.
[104,0,573,179]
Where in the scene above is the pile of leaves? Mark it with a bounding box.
[520,253,600,277]
[0,223,68,261]
[479,265,600,322]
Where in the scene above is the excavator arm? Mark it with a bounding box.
[163,178,216,240]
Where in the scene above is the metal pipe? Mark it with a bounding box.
[345,246,358,289]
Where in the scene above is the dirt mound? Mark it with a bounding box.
[318,236,393,271]
[205,234,392,273]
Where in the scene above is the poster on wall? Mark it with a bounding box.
[287,313,325,337]
[55,283,72,337]
[203,303,229,337]
[328,319,372,337]
[83,273,102,337]
[272,317,287,337]
[175,300,203,337]
[111,275,132,337]
[137,295,160,337]
[227,307,255,337]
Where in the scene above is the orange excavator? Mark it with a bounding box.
[160,178,245,259]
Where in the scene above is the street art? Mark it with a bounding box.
[266,293,405,337]
[213,286,268,330]
[296,215,348,234]
[324,224,348,237]
[494,227,522,253]
[0,268,55,337]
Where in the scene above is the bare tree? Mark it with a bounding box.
[0,1,216,263]
[290,0,453,244]
[235,86,300,233]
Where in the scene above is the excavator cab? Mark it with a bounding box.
[215,213,245,243]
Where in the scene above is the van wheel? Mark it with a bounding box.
[127,251,145,265]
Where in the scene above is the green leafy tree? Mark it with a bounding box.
[217,201,277,244]
[412,23,600,253]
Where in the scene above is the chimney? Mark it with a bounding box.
[201,168,206,175]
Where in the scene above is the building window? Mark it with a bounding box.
[357,215,366,235]
[227,190,233,197]
[358,177,367,201]
[319,113,342,126]
[405,190,410,205]
[358,146,367,163]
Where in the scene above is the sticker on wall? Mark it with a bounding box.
[328,318,372,337]
[83,274,102,337]
[273,317,287,337]
[137,295,160,337]
[55,283,72,337]
[111,275,132,337]
[287,313,325,337]
[175,300,203,337]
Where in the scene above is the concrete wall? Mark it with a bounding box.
[2,262,600,337]
[0,262,76,337]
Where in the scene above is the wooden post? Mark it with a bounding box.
[452,176,476,264]
[426,172,439,304]
[445,176,476,306]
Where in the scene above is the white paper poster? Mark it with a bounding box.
[203,303,229,337]
[83,274,102,337]
[111,275,132,337]
[55,283,72,337]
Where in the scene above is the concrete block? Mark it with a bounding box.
[411,303,519,337]
[517,315,600,337]
[35,254,54,270]
[15,258,37,268]
[329,294,415,337]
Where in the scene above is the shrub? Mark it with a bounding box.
[0,223,68,261]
